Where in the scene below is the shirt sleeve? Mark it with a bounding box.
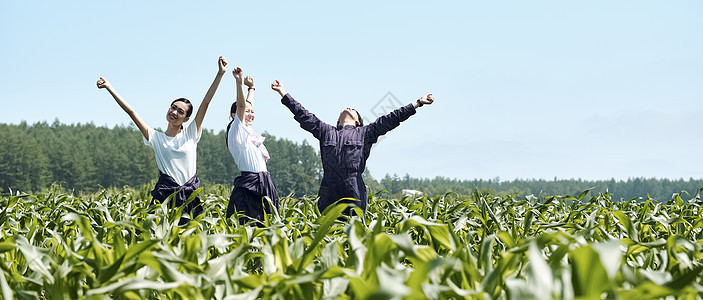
[185,121,201,143]
[227,115,250,148]
[365,103,417,144]
[142,126,155,147]
[281,93,332,140]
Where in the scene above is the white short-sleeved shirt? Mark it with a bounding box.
[143,121,202,186]
[228,116,268,172]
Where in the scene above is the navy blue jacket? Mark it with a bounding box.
[281,93,416,214]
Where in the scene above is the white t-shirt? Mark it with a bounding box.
[227,116,268,172]
[143,121,202,186]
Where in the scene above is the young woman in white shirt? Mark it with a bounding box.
[97,56,228,223]
[225,67,278,226]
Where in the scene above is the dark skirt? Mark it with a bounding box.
[227,171,279,225]
[150,172,204,221]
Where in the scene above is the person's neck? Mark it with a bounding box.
[165,123,183,137]
[340,117,357,127]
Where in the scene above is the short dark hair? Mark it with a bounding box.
[171,98,193,117]
[354,109,364,127]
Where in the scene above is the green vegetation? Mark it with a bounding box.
[378,175,703,203]
[2,121,702,201]
[1,186,702,299]
[2,121,703,298]
[0,122,321,197]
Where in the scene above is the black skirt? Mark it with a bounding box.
[227,171,279,225]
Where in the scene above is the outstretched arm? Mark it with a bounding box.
[367,93,435,142]
[272,80,330,139]
[97,77,150,140]
[193,56,227,132]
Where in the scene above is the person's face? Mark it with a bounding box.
[167,101,190,125]
[337,108,359,127]
[243,102,255,127]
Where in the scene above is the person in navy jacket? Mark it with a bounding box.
[271,80,434,216]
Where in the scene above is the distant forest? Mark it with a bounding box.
[2,121,702,201]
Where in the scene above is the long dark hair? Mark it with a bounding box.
[172,98,193,117]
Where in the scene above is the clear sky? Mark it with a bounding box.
[2,1,702,181]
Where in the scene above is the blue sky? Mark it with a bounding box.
[1,1,702,181]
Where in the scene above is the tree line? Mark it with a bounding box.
[378,174,703,202]
[1,121,702,201]
[0,121,321,196]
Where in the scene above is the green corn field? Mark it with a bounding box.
[1,185,702,299]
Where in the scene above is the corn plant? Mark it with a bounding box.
[1,186,702,299]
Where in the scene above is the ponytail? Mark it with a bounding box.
[225,119,234,148]
[225,102,237,148]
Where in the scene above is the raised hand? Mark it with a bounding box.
[232,66,243,81]
[96,77,111,89]
[244,75,255,88]
[218,56,228,74]
[271,80,286,96]
[419,93,434,105]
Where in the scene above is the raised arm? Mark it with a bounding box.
[97,77,150,140]
[244,75,255,105]
[271,80,330,139]
[232,66,246,122]
[367,93,435,142]
[193,56,227,132]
